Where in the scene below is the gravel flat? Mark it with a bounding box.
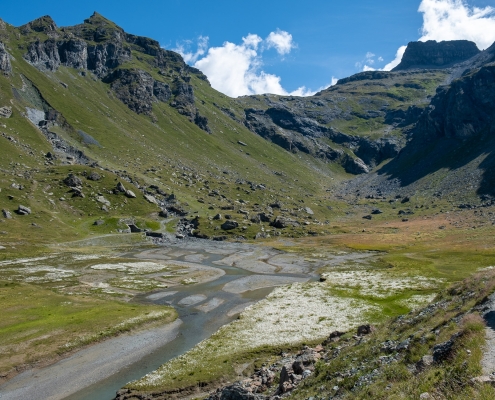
[0,319,182,400]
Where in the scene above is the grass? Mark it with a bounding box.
[290,269,495,399]
[0,280,177,379]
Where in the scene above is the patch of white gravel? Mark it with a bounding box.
[90,262,169,274]
[1,266,77,283]
[321,271,442,298]
[0,256,52,266]
[134,282,378,388]
[72,254,105,261]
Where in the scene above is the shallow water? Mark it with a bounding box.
[66,242,316,400]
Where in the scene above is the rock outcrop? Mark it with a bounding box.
[418,64,495,139]
[20,13,211,132]
[0,42,12,74]
[393,40,480,71]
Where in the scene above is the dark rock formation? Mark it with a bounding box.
[418,64,495,139]
[103,68,155,114]
[393,40,480,71]
[0,42,12,74]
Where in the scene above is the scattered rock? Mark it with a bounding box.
[116,182,126,192]
[213,213,222,220]
[357,324,375,336]
[221,220,239,230]
[362,215,372,220]
[93,220,104,226]
[63,174,82,188]
[144,194,158,205]
[96,196,111,207]
[87,172,101,181]
[125,189,136,198]
[304,207,314,215]
[0,106,12,118]
[371,209,383,214]
[17,205,31,215]
[432,333,461,363]
[238,141,247,146]
[2,209,12,219]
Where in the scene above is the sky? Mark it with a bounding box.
[1,0,495,97]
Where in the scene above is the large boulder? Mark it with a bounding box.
[221,220,239,230]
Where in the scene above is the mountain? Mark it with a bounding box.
[0,13,494,245]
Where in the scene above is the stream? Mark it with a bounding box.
[0,240,318,400]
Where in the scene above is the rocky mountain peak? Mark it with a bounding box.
[21,15,57,33]
[393,40,480,71]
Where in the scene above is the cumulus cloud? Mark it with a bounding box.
[383,45,407,71]
[381,0,495,71]
[419,0,495,49]
[177,30,326,97]
[266,29,295,55]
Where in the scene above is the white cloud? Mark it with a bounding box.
[179,31,322,97]
[266,30,295,55]
[174,36,209,64]
[363,65,377,71]
[383,45,407,71]
[382,0,495,71]
[419,0,495,49]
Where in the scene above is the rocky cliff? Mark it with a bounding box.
[393,40,480,71]
[20,13,211,131]
[0,42,11,73]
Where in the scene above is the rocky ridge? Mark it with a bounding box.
[20,13,211,131]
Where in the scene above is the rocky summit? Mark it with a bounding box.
[393,39,480,70]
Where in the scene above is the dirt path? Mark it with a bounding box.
[0,320,182,400]
[482,293,495,376]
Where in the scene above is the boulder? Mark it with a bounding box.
[17,205,31,215]
[221,220,239,231]
[304,207,314,215]
[63,174,82,188]
[125,189,136,198]
[2,209,12,219]
[357,324,375,335]
[144,194,158,204]
[213,213,222,220]
[93,220,104,226]
[116,181,126,192]
[96,196,111,207]
[0,106,12,118]
[87,171,101,181]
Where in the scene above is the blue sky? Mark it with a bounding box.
[2,0,495,97]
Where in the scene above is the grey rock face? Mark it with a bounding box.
[393,40,480,71]
[25,39,61,71]
[418,64,495,139]
[103,69,155,114]
[0,42,12,73]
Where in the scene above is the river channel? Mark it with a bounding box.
[0,240,319,400]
